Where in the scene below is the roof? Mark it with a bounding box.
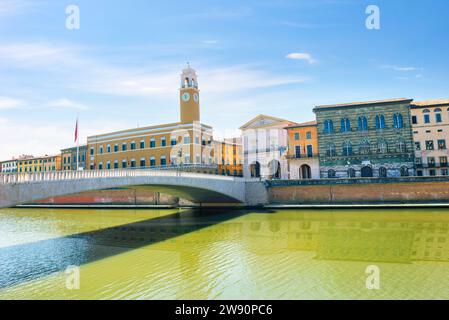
[313,98,413,111]
[285,120,317,129]
[239,114,298,130]
[411,99,449,108]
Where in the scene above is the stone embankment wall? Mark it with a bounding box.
[267,177,449,204]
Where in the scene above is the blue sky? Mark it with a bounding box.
[0,0,448,160]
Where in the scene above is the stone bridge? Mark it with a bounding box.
[0,169,268,208]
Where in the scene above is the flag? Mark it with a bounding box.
[74,118,79,143]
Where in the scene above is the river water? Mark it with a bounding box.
[0,207,448,299]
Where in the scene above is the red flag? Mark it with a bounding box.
[74,118,79,143]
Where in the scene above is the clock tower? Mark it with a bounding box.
[180,64,200,124]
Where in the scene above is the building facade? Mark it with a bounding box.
[61,145,88,171]
[213,137,243,177]
[314,99,415,178]
[86,66,239,174]
[1,159,18,173]
[241,114,297,179]
[411,99,449,177]
[17,154,62,173]
[285,121,320,179]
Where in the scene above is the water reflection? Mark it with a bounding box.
[0,208,449,299]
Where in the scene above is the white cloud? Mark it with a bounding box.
[47,98,89,110]
[202,40,219,44]
[0,96,24,109]
[286,52,316,64]
[382,65,421,72]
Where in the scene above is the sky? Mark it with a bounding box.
[0,0,448,160]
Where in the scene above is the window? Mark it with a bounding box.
[307,145,313,157]
[160,156,167,166]
[426,140,434,150]
[415,142,421,151]
[294,132,300,140]
[114,144,119,152]
[326,143,337,157]
[340,118,351,133]
[161,137,166,147]
[122,160,127,168]
[429,169,436,176]
[295,146,301,158]
[106,145,111,153]
[114,160,119,169]
[441,169,449,176]
[393,113,404,129]
[424,114,431,123]
[150,139,156,148]
[358,116,368,131]
[90,147,94,156]
[359,139,370,155]
[328,169,336,178]
[184,154,190,164]
[412,116,418,124]
[130,141,136,150]
[324,120,334,134]
[375,115,386,129]
[140,140,145,149]
[379,167,387,178]
[150,157,156,167]
[130,159,136,168]
[195,136,200,144]
[428,157,436,167]
[122,143,127,151]
[140,158,146,167]
[342,141,353,156]
[99,162,103,170]
[348,168,356,178]
[171,137,177,146]
[440,157,448,167]
[100,146,104,154]
[306,132,312,139]
[107,161,111,170]
[400,166,409,177]
[184,135,190,144]
[438,139,446,150]
[436,113,442,123]
[397,138,407,153]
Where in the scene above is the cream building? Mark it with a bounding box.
[411,99,449,176]
[87,66,232,174]
[240,114,298,179]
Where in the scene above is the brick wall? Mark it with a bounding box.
[268,180,449,204]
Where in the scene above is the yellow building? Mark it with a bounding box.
[17,155,62,173]
[213,137,243,176]
[86,66,240,175]
[285,121,320,179]
[411,99,449,176]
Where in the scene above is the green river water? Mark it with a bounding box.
[0,207,448,299]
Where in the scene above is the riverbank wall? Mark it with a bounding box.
[266,177,449,205]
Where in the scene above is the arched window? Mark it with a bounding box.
[324,120,334,134]
[375,114,386,129]
[393,113,404,129]
[435,108,442,123]
[358,116,368,131]
[326,143,337,157]
[328,169,336,178]
[400,166,409,177]
[379,166,387,178]
[359,139,371,155]
[342,141,353,156]
[422,109,431,113]
[434,108,442,112]
[396,138,406,153]
[348,168,356,178]
[377,138,388,154]
[341,118,351,133]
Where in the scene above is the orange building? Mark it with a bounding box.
[285,121,320,179]
[214,137,243,176]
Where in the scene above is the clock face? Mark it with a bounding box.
[182,92,191,102]
[193,93,199,102]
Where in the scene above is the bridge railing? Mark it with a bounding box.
[0,169,245,185]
